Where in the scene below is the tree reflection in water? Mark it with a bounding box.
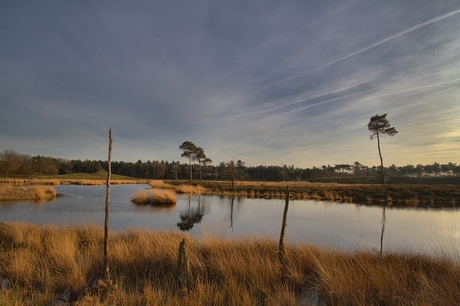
[229,197,234,230]
[177,195,207,231]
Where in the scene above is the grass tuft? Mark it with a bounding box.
[131,189,176,205]
[0,184,56,201]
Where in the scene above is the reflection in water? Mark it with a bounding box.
[380,206,386,255]
[177,195,207,231]
[229,197,234,230]
[134,203,176,216]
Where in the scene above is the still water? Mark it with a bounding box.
[1,184,459,256]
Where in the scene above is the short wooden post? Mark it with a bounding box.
[279,186,290,262]
[178,238,189,291]
[104,128,112,281]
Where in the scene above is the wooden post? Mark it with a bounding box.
[231,158,235,194]
[103,128,112,279]
[279,186,290,262]
[380,206,386,256]
[178,238,189,291]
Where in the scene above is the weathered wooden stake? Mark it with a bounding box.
[103,128,112,278]
[178,238,189,291]
[380,206,386,256]
[278,185,290,261]
[231,158,235,194]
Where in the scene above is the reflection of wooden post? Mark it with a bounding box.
[178,239,189,291]
[230,197,234,230]
[279,186,290,261]
[380,206,386,256]
[104,128,112,279]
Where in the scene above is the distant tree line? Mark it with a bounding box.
[1,149,459,181]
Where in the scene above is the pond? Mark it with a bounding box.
[1,184,459,257]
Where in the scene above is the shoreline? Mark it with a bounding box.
[162,180,460,208]
[1,177,459,208]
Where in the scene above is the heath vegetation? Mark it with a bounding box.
[161,180,460,207]
[131,189,177,205]
[0,184,56,202]
[0,222,459,305]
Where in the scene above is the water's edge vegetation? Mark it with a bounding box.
[0,222,459,305]
[159,180,460,208]
[1,176,459,207]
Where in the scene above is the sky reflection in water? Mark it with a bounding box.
[0,184,458,257]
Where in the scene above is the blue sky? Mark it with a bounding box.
[1,1,459,168]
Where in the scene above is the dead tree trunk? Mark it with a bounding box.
[380,206,386,256]
[104,128,112,279]
[278,186,290,262]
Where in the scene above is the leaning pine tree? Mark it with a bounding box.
[367,114,398,185]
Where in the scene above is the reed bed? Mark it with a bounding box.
[148,180,172,189]
[163,180,460,207]
[150,180,208,195]
[0,184,56,201]
[131,189,177,205]
[0,222,459,305]
[0,178,148,187]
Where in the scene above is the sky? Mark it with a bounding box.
[1,1,460,168]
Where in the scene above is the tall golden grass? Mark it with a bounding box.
[162,180,460,207]
[0,222,459,305]
[131,189,177,205]
[173,184,207,194]
[148,180,171,189]
[0,184,56,201]
[148,180,207,195]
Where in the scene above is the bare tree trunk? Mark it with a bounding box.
[380,206,386,256]
[104,128,112,279]
[377,131,385,185]
[189,158,192,182]
[279,186,290,262]
[231,158,235,194]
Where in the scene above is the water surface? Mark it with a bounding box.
[1,184,459,257]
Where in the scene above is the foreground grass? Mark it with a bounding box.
[0,223,459,305]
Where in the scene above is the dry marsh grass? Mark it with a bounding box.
[0,178,148,187]
[163,180,460,207]
[148,180,172,189]
[0,222,459,305]
[174,184,207,194]
[0,184,56,201]
[154,181,208,194]
[131,189,177,205]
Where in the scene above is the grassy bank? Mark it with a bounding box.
[0,222,459,305]
[2,175,458,207]
[161,180,460,208]
[0,185,56,202]
[0,173,148,186]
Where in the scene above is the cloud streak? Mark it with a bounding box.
[249,7,460,96]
